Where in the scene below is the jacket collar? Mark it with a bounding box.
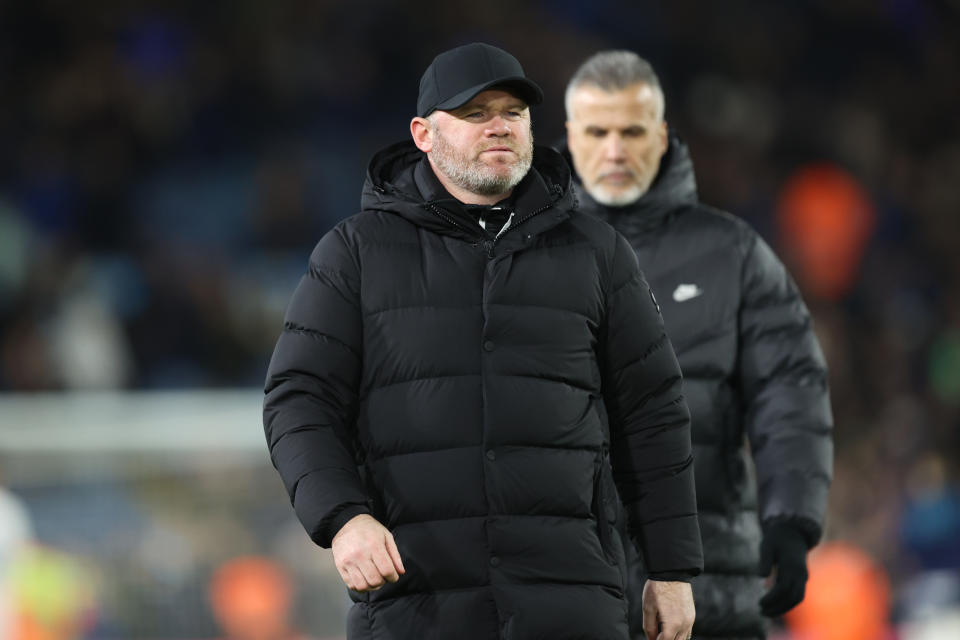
[361,140,575,248]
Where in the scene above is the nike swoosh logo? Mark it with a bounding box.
[672,284,704,302]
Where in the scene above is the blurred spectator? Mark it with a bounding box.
[0,482,34,640]
[6,545,98,640]
[899,453,960,572]
[784,542,893,640]
[0,200,33,309]
[48,290,134,389]
[775,163,876,302]
[928,328,960,408]
[208,556,310,640]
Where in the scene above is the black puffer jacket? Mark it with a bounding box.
[568,137,833,639]
[263,141,703,640]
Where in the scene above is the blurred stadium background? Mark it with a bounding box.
[1,1,958,638]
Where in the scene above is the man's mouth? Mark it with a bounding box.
[599,170,636,183]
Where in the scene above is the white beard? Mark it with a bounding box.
[586,181,647,207]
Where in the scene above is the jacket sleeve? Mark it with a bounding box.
[738,231,834,545]
[263,225,370,548]
[602,232,703,576]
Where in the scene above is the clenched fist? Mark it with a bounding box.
[331,514,406,592]
[642,579,695,640]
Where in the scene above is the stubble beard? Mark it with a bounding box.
[430,127,534,197]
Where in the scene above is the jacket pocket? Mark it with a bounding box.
[592,447,616,563]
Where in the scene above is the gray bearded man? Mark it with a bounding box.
[264,43,703,639]
[561,50,834,640]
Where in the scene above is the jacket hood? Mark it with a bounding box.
[361,139,576,243]
[559,133,699,231]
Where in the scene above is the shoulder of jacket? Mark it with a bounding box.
[307,211,406,269]
[681,203,748,233]
[676,204,760,255]
[567,208,619,244]
[332,208,412,241]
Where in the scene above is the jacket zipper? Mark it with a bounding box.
[489,183,563,253]
[497,202,551,240]
[424,202,481,238]
[424,184,562,258]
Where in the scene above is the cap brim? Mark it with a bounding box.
[425,77,543,117]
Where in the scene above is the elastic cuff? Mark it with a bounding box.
[323,504,371,546]
[761,515,821,549]
[647,569,697,583]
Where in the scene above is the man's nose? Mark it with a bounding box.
[603,135,626,161]
[485,115,511,136]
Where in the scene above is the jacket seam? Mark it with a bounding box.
[282,323,360,359]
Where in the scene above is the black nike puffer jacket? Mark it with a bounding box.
[263,141,703,640]
[567,137,833,639]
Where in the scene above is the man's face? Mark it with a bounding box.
[566,82,668,206]
[426,89,534,196]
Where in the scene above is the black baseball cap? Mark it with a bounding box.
[417,43,544,118]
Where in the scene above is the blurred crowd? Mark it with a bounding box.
[0,463,349,639]
[1,0,959,637]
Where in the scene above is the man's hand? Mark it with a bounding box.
[641,579,695,640]
[758,521,809,616]
[331,514,405,592]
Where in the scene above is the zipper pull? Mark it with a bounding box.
[494,211,515,240]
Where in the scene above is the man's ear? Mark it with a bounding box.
[657,120,669,156]
[411,117,433,152]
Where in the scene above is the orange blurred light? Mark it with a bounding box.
[785,541,892,640]
[208,555,294,640]
[776,164,876,301]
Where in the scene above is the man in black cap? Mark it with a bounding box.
[562,50,833,640]
[264,42,702,639]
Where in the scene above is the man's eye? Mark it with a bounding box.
[465,112,484,119]
[623,128,646,138]
[587,129,607,138]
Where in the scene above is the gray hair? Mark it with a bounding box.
[565,50,665,121]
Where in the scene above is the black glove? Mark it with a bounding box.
[758,521,809,617]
